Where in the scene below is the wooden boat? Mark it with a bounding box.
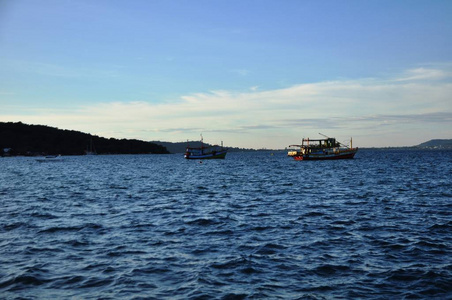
[184,136,228,159]
[288,134,358,161]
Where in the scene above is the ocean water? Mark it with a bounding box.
[1,150,451,299]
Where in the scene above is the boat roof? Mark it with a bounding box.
[302,137,335,141]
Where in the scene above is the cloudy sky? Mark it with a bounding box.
[1,0,451,148]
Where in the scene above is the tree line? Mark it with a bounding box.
[0,122,169,156]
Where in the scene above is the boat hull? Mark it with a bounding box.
[293,149,358,161]
[184,150,227,159]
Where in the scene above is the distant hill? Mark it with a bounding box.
[152,141,264,153]
[152,141,202,154]
[416,139,452,149]
[0,122,169,156]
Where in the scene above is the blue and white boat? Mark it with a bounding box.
[184,136,227,159]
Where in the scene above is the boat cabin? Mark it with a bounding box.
[288,137,342,156]
[302,137,340,148]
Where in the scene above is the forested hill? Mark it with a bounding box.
[416,139,452,149]
[0,122,169,156]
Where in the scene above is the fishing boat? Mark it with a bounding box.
[288,134,358,161]
[184,136,228,159]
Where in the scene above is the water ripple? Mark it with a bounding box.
[0,150,451,299]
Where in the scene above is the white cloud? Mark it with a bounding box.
[395,67,451,82]
[2,66,451,148]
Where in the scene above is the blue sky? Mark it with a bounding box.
[1,0,451,148]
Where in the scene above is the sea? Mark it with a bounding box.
[1,149,451,299]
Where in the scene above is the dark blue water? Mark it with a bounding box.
[1,150,451,299]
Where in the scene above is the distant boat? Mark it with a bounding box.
[288,134,358,160]
[184,135,228,159]
[36,155,63,162]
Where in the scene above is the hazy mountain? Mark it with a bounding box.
[151,141,264,153]
[416,139,452,149]
[151,141,203,154]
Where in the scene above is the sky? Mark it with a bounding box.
[1,0,451,149]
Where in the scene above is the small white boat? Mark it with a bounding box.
[36,155,63,162]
